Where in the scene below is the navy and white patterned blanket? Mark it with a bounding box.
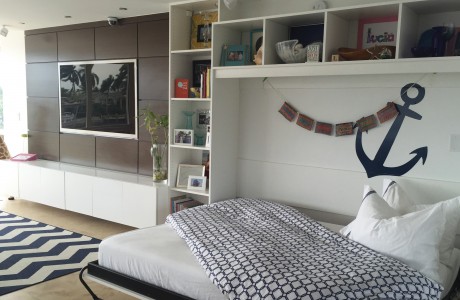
[166,198,442,300]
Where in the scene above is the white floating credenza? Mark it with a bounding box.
[0,159,168,228]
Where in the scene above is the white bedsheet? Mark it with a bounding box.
[98,221,342,300]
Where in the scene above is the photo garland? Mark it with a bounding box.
[264,77,428,137]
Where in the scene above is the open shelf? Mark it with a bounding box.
[214,57,460,78]
[170,187,210,197]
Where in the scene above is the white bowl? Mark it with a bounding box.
[275,40,307,64]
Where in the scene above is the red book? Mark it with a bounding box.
[175,78,189,98]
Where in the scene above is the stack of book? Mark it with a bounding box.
[200,67,210,98]
[170,195,203,213]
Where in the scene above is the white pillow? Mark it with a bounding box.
[348,204,445,284]
[340,185,398,237]
[382,179,460,268]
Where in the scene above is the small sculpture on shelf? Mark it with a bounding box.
[139,108,169,182]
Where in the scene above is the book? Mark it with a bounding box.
[175,78,189,98]
[170,195,186,213]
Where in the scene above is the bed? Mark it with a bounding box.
[80,181,460,300]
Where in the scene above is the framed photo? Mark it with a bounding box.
[192,60,211,88]
[174,129,194,145]
[250,29,263,61]
[205,125,211,147]
[176,164,205,188]
[357,16,398,49]
[191,11,218,49]
[222,44,249,66]
[187,175,207,191]
[197,109,210,129]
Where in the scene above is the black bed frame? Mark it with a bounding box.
[79,260,194,300]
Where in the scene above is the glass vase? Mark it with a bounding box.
[150,144,168,182]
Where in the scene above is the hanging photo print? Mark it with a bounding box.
[377,102,399,123]
[279,102,298,122]
[296,113,315,131]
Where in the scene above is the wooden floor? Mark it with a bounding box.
[0,198,139,300]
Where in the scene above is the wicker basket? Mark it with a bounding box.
[338,46,396,61]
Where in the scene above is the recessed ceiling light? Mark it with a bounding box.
[119,7,127,11]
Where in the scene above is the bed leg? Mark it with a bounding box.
[79,266,103,300]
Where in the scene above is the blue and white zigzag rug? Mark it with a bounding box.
[0,210,100,295]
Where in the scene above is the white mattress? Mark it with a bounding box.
[98,221,342,300]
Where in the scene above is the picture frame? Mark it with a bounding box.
[187,175,207,191]
[250,29,263,61]
[197,109,210,129]
[192,60,211,88]
[174,129,194,145]
[176,164,205,188]
[221,44,249,66]
[191,11,218,49]
[357,16,398,49]
[205,125,211,147]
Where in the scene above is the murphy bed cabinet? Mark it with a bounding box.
[168,0,460,204]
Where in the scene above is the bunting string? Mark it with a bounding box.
[263,74,431,137]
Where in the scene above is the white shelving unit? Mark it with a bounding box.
[169,0,240,205]
[212,0,460,78]
[169,0,460,204]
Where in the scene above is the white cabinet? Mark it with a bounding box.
[65,172,93,216]
[18,162,65,209]
[13,161,168,228]
[0,160,18,200]
[40,167,65,209]
[93,177,124,224]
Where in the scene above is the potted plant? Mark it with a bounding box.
[139,107,169,182]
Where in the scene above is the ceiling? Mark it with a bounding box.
[0,0,182,31]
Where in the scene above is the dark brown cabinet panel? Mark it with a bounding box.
[27,97,59,132]
[138,57,169,100]
[138,19,169,57]
[95,24,137,59]
[95,137,138,173]
[58,28,95,61]
[25,33,57,63]
[25,14,170,175]
[60,134,96,167]
[138,140,153,176]
[28,131,60,161]
[26,63,59,98]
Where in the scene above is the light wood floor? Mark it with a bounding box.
[0,198,139,300]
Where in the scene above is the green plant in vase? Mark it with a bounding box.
[139,108,169,182]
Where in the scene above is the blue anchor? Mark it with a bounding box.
[356,83,428,178]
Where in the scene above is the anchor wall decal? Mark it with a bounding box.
[356,83,428,178]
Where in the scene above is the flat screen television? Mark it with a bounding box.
[58,59,137,139]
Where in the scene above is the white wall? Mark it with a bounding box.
[0,28,27,156]
[236,73,460,216]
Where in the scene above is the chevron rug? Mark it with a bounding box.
[0,210,100,295]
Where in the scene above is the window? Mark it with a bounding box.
[0,86,3,130]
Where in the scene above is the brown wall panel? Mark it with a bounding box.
[138,19,169,57]
[95,24,137,59]
[27,97,59,132]
[60,134,96,167]
[95,137,138,173]
[28,131,60,161]
[58,28,95,61]
[138,140,153,176]
[25,33,57,63]
[26,63,59,98]
[25,14,169,175]
[138,57,169,100]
